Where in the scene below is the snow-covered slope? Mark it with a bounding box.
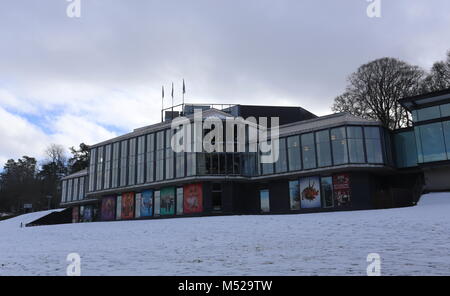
[0,193,449,276]
[0,208,65,227]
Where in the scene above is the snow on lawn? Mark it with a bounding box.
[1,193,449,276]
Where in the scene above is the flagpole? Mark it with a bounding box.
[161,85,164,122]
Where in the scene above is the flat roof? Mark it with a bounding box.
[399,88,450,111]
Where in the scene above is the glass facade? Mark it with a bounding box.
[146,134,155,183]
[104,144,112,189]
[331,127,348,165]
[301,133,316,169]
[128,138,136,185]
[88,148,96,192]
[275,138,288,173]
[394,130,418,168]
[156,131,164,181]
[287,136,301,171]
[111,142,119,188]
[415,122,449,163]
[365,127,383,164]
[165,130,174,179]
[347,126,365,163]
[137,136,145,184]
[120,140,128,187]
[315,130,332,167]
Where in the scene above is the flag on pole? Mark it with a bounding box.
[171,82,174,99]
[182,79,186,95]
[162,86,164,99]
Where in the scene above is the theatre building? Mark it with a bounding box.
[59,89,450,223]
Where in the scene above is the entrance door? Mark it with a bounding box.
[212,183,222,211]
[260,189,270,213]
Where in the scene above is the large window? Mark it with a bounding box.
[156,131,165,181]
[67,179,73,202]
[61,180,67,203]
[275,138,288,173]
[88,148,96,192]
[128,138,136,185]
[443,121,450,158]
[315,130,332,167]
[415,123,447,162]
[394,130,417,168]
[320,176,334,208]
[301,133,316,169]
[331,127,348,165]
[364,127,383,164]
[111,142,119,188]
[79,177,85,200]
[137,136,145,184]
[416,106,441,122]
[287,136,301,171]
[73,178,79,201]
[347,126,365,163]
[146,134,155,183]
[104,145,112,189]
[165,130,174,179]
[120,140,128,186]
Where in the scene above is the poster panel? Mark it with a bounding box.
[183,183,203,214]
[289,180,300,210]
[140,190,153,217]
[121,192,135,219]
[260,189,270,212]
[116,195,122,220]
[333,173,351,207]
[72,206,79,223]
[300,176,322,208]
[320,177,334,208]
[160,187,175,215]
[101,196,116,221]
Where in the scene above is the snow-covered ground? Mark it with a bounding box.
[1,193,449,276]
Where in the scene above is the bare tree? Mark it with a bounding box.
[421,51,450,92]
[332,58,424,129]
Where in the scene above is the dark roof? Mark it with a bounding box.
[399,88,450,111]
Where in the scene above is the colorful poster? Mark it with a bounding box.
[72,206,79,223]
[101,196,116,221]
[300,176,322,208]
[183,183,203,214]
[160,187,175,215]
[333,174,351,207]
[116,195,122,220]
[135,193,142,219]
[140,190,153,217]
[121,192,135,219]
[260,189,270,212]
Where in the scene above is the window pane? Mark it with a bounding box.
[417,106,441,121]
[165,130,174,179]
[111,143,119,188]
[418,122,447,162]
[146,134,155,183]
[96,146,104,191]
[331,127,348,165]
[120,140,128,186]
[301,133,316,169]
[104,145,112,189]
[394,130,418,167]
[287,136,301,171]
[61,180,67,203]
[137,136,145,184]
[364,127,383,164]
[275,138,288,173]
[347,127,365,163]
[156,131,165,181]
[443,121,450,158]
[315,130,331,167]
[128,138,136,185]
[88,148,96,192]
[441,103,450,117]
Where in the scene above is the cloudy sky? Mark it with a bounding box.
[1,0,450,166]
